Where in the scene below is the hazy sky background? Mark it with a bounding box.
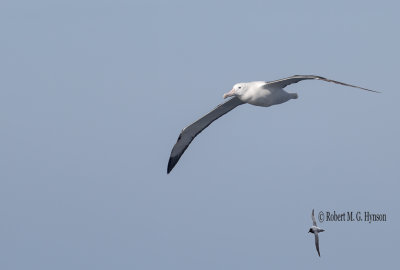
[1,0,399,269]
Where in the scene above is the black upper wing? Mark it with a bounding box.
[266,75,379,93]
[167,97,245,174]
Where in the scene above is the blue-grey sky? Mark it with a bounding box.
[1,0,399,269]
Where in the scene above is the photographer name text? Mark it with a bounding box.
[318,211,386,223]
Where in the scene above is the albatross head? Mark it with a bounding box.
[223,83,248,99]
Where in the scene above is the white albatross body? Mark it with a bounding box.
[167,75,379,173]
[234,81,298,107]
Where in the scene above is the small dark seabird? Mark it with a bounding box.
[309,209,325,257]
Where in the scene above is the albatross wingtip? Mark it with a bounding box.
[167,160,173,174]
[167,155,178,174]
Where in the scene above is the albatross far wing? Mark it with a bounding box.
[312,209,317,227]
[315,233,321,257]
[266,75,380,93]
[167,97,244,174]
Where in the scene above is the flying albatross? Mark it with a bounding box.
[167,75,379,173]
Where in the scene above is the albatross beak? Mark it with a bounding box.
[223,88,236,99]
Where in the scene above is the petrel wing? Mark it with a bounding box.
[315,233,321,257]
[312,209,317,227]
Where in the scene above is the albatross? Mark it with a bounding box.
[167,75,379,174]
